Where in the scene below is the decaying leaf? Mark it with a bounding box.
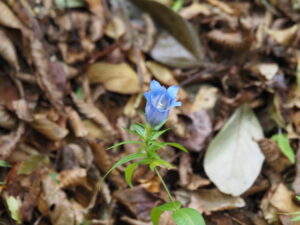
[0,105,17,129]
[267,24,299,46]
[58,168,92,191]
[130,0,203,61]
[66,107,88,138]
[0,2,22,29]
[86,62,141,94]
[29,118,68,141]
[0,28,19,70]
[204,104,265,196]
[189,189,245,214]
[146,61,178,86]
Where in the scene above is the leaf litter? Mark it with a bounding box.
[0,0,300,224]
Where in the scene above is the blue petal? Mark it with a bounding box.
[171,101,182,107]
[145,102,169,127]
[144,92,151,101]
[150,80,166,92]
[167,86,179,99]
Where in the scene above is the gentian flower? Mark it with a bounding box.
[144,80,181,127]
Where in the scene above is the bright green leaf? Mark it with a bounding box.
[0,160,11,167]
[125,163,139,187]
[150,128,170,140]
[172,0,184,11]
[100,153,146,187]
[123,127,144,139]
[297,196,300,201]
[292,214,300,221]
[6,196,21,224]
[172,208,205,225]
[107,141,143,150]
[131,124,145,138]
[272,133,295,164]
[165,142,188,152]
[151,201,181,225]
[150,159,175,170]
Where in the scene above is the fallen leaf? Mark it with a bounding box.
[204,104,265,196]
[179,2,211,20]
[0,2,22,29]
[267,24,299,46]
[146,61,178,86]
[86,62,141,94]
[189,189,245,214]
[130,0,203,61]
[248,63,279,80]
[0,28,19,70]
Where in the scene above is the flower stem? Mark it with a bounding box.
[154,168,175,203]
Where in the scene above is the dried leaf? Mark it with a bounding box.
[0,122,25,160]
[130,0,203,61]
[86,62,141,94]
[0,2,22,29]
[0,28,19,70]
[0,105,17,129]
[189,189,245,214]
[146,61,178,86]
[29,118,68,141]
[267,24,299,46]
[204,104,265,196]
[248,63,279,80]
[66,107,88,137]
[179,2,211,20]
[72,93,115,136]
[104,16,126,39]
[58,168,92,191]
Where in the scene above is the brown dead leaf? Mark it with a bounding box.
[114,186,161,221]
[66,107,88,138]
[86,62,141,94]
[191,85,219,112]
[12,99,34,122]
[0,122,25,160]
[41,174,84,225]
[146,61,177,86]
[58,168,92,191]
[0,75,20,110]
[105,16,126,40]
[293,148,300,194]
[247,63,279,81]
[0,28,19,70]
[189,189,245,215]
[29,118,68,141]
[270,183,300,213]
[267,24,299,46]
[179,2,211,20]
[206,0,237,15]
[72,93,115,137]
[0,2,22,29]
[0,105,17,129]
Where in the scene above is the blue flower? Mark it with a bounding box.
[144,80,181,127]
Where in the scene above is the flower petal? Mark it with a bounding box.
[171,101,182,107]
[150,80,165,92]
[167,86,179,99]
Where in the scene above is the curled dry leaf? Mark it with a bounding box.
[58,168,92,191]
[0,105,17,129]
[179,2,211,20]
[247,63,279,81]
[29,118,68,141]
[30,40,65,113]
[12,99,34,122]
[258,138,292,173]
[146,61,178,86]
[189,188,246,215]
[0,2,22,29]
[88,139,126,189]
[267,24,299,46]
[270,183,300,213]
[104,16,126,40]
[86,62,141,94]
[207,30,252,52]
[41,174,84,225]
[0,28,19,70]
[0,122,25,160]
[66,107,88,138]
[206,0,236,15]
[72,93,115,137]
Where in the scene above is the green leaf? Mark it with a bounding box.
[154,120,167,131]
[107,141,143,150]
[151,201,181,225]
[292,214,300,221]
[150,128,170,140]
[172,0,184,11]
[100,153,146,187]
[18,155,49,175]
[149,159,175,170]
[172,208,205,225]
[55,0,85,9]
[125,163,139,187]
[271,133,295,164]
[296,196,300,201]
[131,124,145,138]
[6,196,21,224]
[50,172,60,184]
[123,128,143,139]
[165,142,188,152]
[0,160,11,167]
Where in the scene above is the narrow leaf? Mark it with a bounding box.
[123,127,144,139]
[150,128,170,140]
[125,163,139,187]
[172,208,205,225]
[107,141,143,150]
[292,215,300,221]
[165,142,188,152]
[150,159,175,170]
[151,201,181,225]
[0,160,11,167]
[100,153,146,186]
[131,124,145,138]
[271,133,295,164]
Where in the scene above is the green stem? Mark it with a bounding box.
[154,168,175,203]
